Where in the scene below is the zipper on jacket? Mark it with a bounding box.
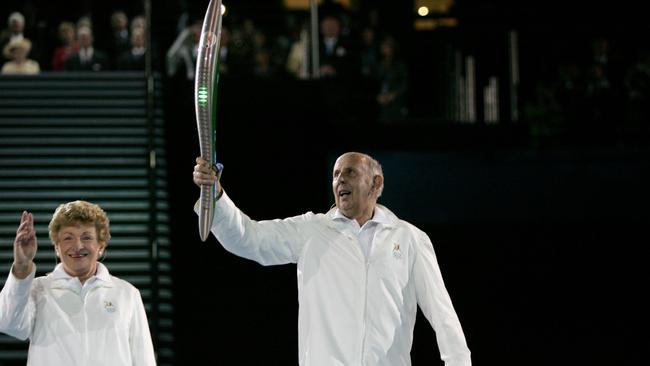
[360,260,370,365]
[81,283,101,364]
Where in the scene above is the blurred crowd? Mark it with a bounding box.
[524,36,650,127]
[0,10,148,74]
[1,3,648,126]
[1,4,409,123]
[165,3,409,123]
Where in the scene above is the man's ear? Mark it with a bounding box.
[372,175,383,192]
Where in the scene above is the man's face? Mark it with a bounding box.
[9,19,23,33]
[79,32,92,48]
[332,153,376,220]
[112,13,128,31]
[131,30,145,48]
[320,17,340,38]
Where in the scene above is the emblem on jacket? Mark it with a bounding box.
[393,243,402,259]
[104,301,116,313]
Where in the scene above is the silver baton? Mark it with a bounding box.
[195,0,224,241]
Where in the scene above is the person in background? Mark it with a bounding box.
[64,25,108,71]
[51,21,78,71]
[375,35,409,123]
[166,21,201,81]
[359,26,379,78]
[0,201,156,365]
[108,10,130,66]
[192,152,471,366]
[285,23,308,79]
[76,15,92,31]
[318,14,354,78]
[116,26,145,71]
[1,38,39,75]
[0,12,26,57]
[130,15,146,33]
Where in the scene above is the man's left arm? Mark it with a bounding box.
[412,230,471,366]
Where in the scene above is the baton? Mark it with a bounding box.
[195,0,224,241]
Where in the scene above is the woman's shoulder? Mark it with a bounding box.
[108,275,139,290]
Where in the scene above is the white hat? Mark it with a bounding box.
[3,38,31,58]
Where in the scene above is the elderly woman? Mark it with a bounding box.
[0,201,156,365]
[51,22,78,71]
[1,38,39,74]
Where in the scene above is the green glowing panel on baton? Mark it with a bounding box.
[197,86,209,106]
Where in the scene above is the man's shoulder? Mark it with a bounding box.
[379,206,427,235]
[295,210,329,223]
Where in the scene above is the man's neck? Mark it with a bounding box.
[354,207,375,227]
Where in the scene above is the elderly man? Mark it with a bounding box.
[193,152,471,366]
[1,12,27,59]
[64,25,108,71]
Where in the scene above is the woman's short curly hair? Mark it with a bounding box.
[48,200,111,245]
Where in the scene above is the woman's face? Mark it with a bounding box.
[61,28,75,44]
[54,223,104,283]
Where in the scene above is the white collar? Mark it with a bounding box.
[51,262,112,285]
[332,205,393,227]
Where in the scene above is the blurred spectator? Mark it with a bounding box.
[51,22,78,71]
[108,10,130,66]
[584,62,613,122]
[555,61,585,123]
[524,81,563,125]
[131,15,146,33]
[0,12,26,58]
[166,22,200,81]
[270,17,294,77]
[252,30,267,55]
[624,48,650,124]
[587,36,626,123]
[374,35,408,123]
[116,26,145,71]
[64,25,108,71]
[166,22,230,79]
[1,38,40,75]
[253,48,274,79]
[359,26,379,78]
[251,30,278,78]
[588,37,610,71]
[219,26,232,75]
[285,21,309,79]
[226,19,257,76]
[76,15,92,31]
[318,14,355,78]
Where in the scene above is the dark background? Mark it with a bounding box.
[1,0,649,365]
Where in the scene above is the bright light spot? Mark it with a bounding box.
[418,6,429,17]
[221,5,227,15]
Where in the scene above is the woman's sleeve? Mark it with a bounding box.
[0,265,36,340]
[129,286,157,366]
